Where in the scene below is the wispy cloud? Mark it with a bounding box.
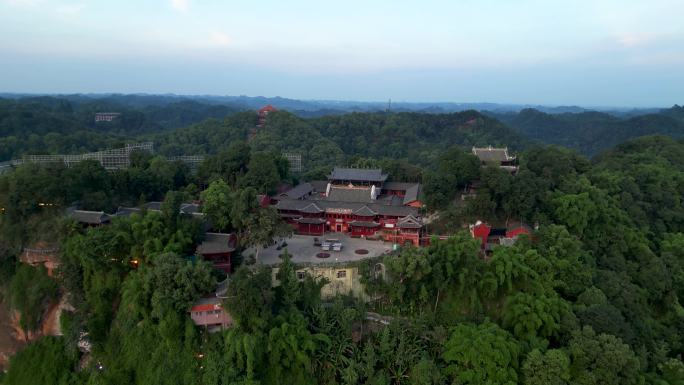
[208,32,231,47]
[55,3,84,17]
[616,33,659,48]
[3,0,43,7]
[170,0,189,12]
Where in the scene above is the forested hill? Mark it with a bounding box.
[4,94,684,168]
[309,110,528,160]
[152,109,530,175]
[247,109,529,168]
[2,133,684,384]
[488,105,684,156]
[0,96,244,160]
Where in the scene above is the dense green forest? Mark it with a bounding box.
[0,97,243,160]
[488,106,684,156]
[4,94,682,164]
[1,95,684,384]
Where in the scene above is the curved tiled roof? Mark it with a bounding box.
[70,210,111,224]
[348,221,380,227]
[300,203,324,214]
[196,233,236,255]
[279,183,313,200]
[397,215,422,228]
[327,187,373,202]
[353,205,377,216]
[328,167,388,182]
[297,217,326,225]
[275,198,419,218]
[402,184,421,204]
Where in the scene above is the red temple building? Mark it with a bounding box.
[257,105,277,128]
[470,220,533,253]
[195,233,236,273]
[274,167,425,246]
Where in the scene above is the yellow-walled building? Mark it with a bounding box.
[271,264,367,300]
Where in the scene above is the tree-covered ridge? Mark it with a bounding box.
[150,109,530,174]
[490,106,684,156]
[1,136,684,384]
[151,112,255,156]
[589,136,684,239]
[4,95,684,175]
[156,109,529,173]
[0,96,532,172]
[310,110,528,165]
[0,96,243,161]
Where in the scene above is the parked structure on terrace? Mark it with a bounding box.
[472,146,518,173]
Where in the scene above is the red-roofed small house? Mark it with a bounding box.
[190,297,233,332]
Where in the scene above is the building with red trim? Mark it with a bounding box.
[274,167,425,246]
[195,233,236,273]
[257,105,277,128]
[189,297,233,331]
[469,220,533,253]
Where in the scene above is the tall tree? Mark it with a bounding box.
[522,349,571,385]
[241,152,281,195]
[200,179,233,232]
[442,322,520,385]
[242,207,290,263]
[567,326,642,385]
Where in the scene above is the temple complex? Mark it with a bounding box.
[274,167,425,246]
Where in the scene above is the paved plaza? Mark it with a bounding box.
[246,233,394,265]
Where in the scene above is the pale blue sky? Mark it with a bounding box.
[0,0,682,107]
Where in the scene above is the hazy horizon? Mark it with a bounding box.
[1,0,683,107]
[1,91,678,110]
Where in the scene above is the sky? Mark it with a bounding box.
[0,0,682,107]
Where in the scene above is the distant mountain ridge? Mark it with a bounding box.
[0,92,667,115]
[487,106,684,156]
[0,93,682,161]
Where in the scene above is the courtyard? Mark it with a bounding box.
[247,233,394,266]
